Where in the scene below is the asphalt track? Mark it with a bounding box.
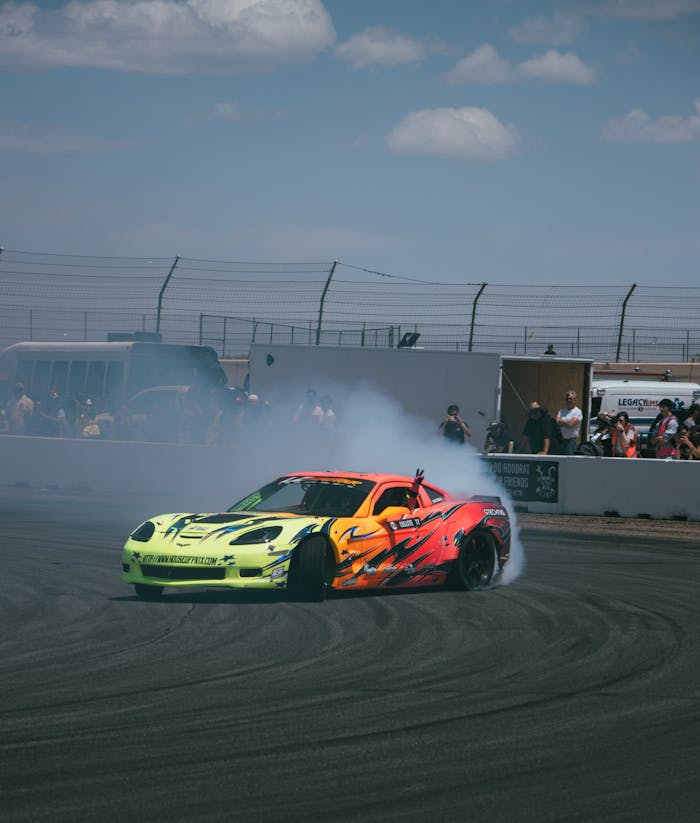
[2,491,700,823]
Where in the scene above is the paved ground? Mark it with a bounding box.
[2,493,699,822]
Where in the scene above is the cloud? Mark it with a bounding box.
[0,0,335,74]
[443,44,598,86]
[386,107,520,162]
[516,49,598,84]
[334,25,427,68]
[0,121,133,153]
[508,12,587,45]
[212,101,242,121]
[443,44,513,85]
[592,0,700,20]
[601,100,700,143]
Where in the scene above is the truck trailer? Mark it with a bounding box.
[248,344,593,452]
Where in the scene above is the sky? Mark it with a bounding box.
[1,0,699,286]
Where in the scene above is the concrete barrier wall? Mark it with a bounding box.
[1,436,698,521]
[485,454,699,521]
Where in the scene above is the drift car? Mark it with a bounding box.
[122,470,511,602]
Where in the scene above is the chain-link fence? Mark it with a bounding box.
[1,248,699,361]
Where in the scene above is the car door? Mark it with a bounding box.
[372,484,450,585]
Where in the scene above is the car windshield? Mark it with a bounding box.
[228,476,375,518]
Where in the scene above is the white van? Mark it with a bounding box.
[589,379,700,437]
[0,341,226,408]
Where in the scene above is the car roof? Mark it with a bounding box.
[283,470,448,491]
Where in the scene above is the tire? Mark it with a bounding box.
[287,536,330,602]
[134,583,164,601]
[449,530,497,591]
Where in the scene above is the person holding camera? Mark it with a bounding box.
[675,423,700,460]
[611,411,639,458]
[439,404,472,445]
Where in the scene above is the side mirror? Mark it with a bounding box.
[376,506,411,522]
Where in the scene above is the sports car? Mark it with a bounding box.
[122,469,511,602]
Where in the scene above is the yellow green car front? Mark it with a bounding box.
[122,511,330,595]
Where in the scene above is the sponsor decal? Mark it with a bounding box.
[141,554,218,565]
[617,397,685,410]
[483,507,507,518]
[235,491,262,509]
[280,476,364,486]
[387,517,421,531]
[535,464,557,502]
[487,458,559,503]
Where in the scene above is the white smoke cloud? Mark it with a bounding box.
[230,381,525,585]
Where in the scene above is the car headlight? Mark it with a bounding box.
[229,526,282,545]
[130,521,156,542]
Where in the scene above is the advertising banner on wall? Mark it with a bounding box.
[486,458,559,503]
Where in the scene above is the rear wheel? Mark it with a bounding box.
[287,536,330,602]
[134,583,164,601]
[450,531,497,590]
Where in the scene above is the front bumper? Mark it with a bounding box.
[121,542,292,590]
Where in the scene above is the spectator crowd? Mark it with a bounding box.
[3,379,700,460]
[0,381,337,447]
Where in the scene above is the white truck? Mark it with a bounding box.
[590,380,700,430]
[248,343,593,450]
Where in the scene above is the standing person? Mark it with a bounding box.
[555,390,583,455]
[318,394,336,430]
[38,385,67,437]
[483,420,513,454]
[439,404,472,445]
[293,388,323,428]
[649,398,679,459]
[521,402,556,455]
[683,402,700,433]
[611,412,639,458]
[6,382,34,434]
[677,426,700,460]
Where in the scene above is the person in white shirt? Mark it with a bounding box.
[555,391,583,455]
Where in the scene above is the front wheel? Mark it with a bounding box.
[449,531,497,590]
[134,583,164,601]
[287,536,330,602]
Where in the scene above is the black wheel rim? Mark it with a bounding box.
[462,535,495,588]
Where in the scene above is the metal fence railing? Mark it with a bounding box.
[1,248,699,362]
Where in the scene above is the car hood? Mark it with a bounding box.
[126,511,326,553]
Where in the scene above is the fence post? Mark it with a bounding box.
[315,260,337,346]
[468,283,487,352]
[615,283,637,362]
[198,313,203,345]
[84,311,88,341]
[156,255,180,336]
[223,316,228,357]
